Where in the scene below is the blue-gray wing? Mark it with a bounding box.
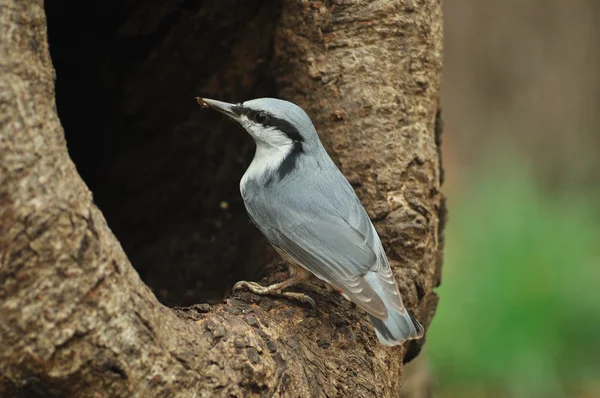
[267,205,406,320]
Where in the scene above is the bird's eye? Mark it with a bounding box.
[254,112,268,124]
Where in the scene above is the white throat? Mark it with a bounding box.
[239,120,294,197]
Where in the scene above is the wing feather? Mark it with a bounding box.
[266,202,406,319]
[345,203,407,315]
[275,228,388,318]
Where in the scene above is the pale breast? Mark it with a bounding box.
[240,143,293,199]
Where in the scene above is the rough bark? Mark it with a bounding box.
[0,0,444,397]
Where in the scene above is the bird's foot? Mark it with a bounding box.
[280,291,316,311]
[233,277,316,312]
[232,280,270,294]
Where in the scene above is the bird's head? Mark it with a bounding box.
[197,97,319,151]
[197,97,331,184]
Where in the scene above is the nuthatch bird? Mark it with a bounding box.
[197,97,423,345]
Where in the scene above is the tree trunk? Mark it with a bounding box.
[0,0,444,397]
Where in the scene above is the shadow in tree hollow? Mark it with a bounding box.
[45,0,282,306]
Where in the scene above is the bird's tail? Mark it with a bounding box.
[369,310,423,346]
[365,273,424,346]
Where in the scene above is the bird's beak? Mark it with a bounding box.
[196,97,240,121]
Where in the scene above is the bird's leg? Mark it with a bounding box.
[233,266,316,310]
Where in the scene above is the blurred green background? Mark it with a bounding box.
[425,1,600,397]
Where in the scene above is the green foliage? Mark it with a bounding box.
[428,166,600,398]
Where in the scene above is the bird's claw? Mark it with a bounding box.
[232,280,316,312]
[281,291,317,313]
[232,280,268,293]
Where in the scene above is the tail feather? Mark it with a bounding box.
[369,310,424,346]
[364,271,424,346]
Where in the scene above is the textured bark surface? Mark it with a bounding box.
[0,0,444,397]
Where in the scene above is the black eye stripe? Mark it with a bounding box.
[268,116,304,143]
[237,106,304,143]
